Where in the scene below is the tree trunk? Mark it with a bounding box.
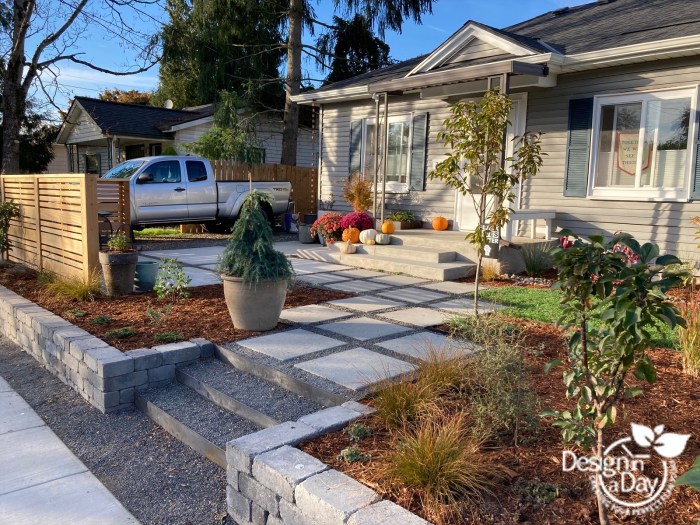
[1,101,22,174]
[595,424,610,525]
[281,0,303,166]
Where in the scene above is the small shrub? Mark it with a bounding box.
[154,331,181,343]
[343,172,373,212]
[372,379,436,429]
[338,446,370,463]
[154,259,191,301]
[385,411,492,523]
[387,210,417,222]
[513,478,566,505]
[520,241,554,277]
[0,199,21,258]
[36,269,57,287]
[106,231,132,252]
[146,304,172,325]
[66,309,87,319]
[90,314,113,325]
[343,422,373,443]
[40,271,101,301]
[480,259,500,282]
[446,313,519,346]
[105,327,137,339]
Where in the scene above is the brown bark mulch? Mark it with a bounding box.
[0,263,351,351]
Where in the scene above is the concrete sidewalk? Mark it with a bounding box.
[0,376,139,524]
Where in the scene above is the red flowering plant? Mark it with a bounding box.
[340,211,374,231]
[310,213,344,244]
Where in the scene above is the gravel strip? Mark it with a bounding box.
[182,358,324,422]
[140,382,261,448]
[0,335,233,525]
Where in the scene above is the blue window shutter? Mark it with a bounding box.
[564,98,594,197]
[409,113,428,191]
[692,115,700,199]
[349,120,362,176]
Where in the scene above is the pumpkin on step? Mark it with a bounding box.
[376,233,391,245]
[359,228,377,244]
[342,227,360,243]
[338,240,357,254]
[432,216,448,231]
[381,219,395,234]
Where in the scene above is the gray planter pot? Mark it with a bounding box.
[134,260,159,292]
[99,250,138,297]
[221,275,287,332]
[298,224,315,244]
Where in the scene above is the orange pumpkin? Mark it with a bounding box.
[342,227,360,243]
[381,219,395,234]
[432,216,448,231]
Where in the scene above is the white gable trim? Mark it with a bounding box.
[406,23,536,76]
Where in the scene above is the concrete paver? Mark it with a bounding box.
[324,281,392,293]
[327,296,405,312]
[237,329,345,362]
[295,348,415,391]
[280,305,352,324]
[377,287,449,304]
[140,246,223,266]
[335,269,386,279]
[378,307,450,328]
[417,281,487,294]
[432,298,502,315]
[376,332,475,361]
[369,275,429,286]
[319,317,411,341]
[295,273,350,286]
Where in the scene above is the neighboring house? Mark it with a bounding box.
[293,0,700,263]
[56,97,315,174]
[44,144,70,174]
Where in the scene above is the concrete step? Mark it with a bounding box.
[324,251,476,281]
[328,242,456,263]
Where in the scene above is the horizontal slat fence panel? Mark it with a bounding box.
[210,161,317,214]
[0,174,130,281]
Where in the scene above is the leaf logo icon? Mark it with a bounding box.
[630,423,690,459]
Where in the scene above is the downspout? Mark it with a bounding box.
[380,93,389,224]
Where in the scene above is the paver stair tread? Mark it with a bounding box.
[139,382,260,448]
[328,243,456,263]
[328,252,475,280]
[181,358,323,422]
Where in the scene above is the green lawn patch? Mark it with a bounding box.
[134,227,182,238]
[479,286,678,349]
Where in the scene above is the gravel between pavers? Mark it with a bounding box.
[0,335,233,525]
[182,358,324,422]
[141,381,261,448]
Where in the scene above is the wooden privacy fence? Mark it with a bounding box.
[0,174,130,280]
[210,161,317,214]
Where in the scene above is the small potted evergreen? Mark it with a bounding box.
[99,230,138,296]
[218,192,294,331]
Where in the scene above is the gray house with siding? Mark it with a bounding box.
[293,0,700,264]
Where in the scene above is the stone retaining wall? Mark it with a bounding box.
[226,402,431,525]
[0,284,212,413]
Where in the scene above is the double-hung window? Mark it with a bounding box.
[589,89,698,200]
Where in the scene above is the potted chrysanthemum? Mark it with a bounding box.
[310,212,344,245]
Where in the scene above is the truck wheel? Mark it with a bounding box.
[203,220,233,234]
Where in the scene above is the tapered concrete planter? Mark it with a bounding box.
[221,275,287,331]
[99,251,138,297]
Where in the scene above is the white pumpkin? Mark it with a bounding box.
[359,229,377,244]
[338,240,357,254]
[376,233,391,245]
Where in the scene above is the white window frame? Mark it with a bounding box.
[361,113,414,194]
[588,87,699,202]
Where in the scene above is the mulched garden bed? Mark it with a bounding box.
[300,319,700,524]
[0,263,351,351]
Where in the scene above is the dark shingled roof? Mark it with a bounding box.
[74,97,206,139]
[312,0,700,94]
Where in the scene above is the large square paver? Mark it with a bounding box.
[295,273,350,286]
[432,298,502,315]
[295,348,415,390]
[280,305,352,324]
[184,266,221,287]
[291,260,352,274]
[140,246,224,266]
[379,307,450,328]
[369,274,429,286]
[237,329,344,362]
[320,317,410,341]
[378,287,448,304]
[418,281,488,294]
[336,269,386,279]
[0,391,45,435]
[325,281,392,293]
[376,332,475,360]
[328,296,404,312]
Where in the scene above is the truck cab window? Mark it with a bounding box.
[186,160,208,182]
[142,161,181,183]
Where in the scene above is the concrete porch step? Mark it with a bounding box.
[328,242,456,263]
[324,251,476,281]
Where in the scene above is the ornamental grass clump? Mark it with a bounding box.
[218,191,293,284]
[343,172,373,212]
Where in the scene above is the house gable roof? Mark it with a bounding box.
[57,97,207,144]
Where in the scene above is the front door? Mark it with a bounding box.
[454,93,528,232]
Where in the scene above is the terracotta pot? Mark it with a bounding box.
[99,251,138,296]
[221,275,287,331]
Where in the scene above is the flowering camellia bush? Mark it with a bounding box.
[310,213,344,244]
[340,211,374,231]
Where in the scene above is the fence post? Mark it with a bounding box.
[81,174,100,281]
[33,177,43,270]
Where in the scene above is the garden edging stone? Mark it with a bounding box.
[0,284,212,413]
[226,400,432,525]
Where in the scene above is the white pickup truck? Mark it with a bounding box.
[101,156,292,233]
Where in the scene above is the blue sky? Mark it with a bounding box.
[47,0,588,115]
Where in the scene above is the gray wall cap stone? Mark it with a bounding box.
[347,500,432,525]
[253,445,328,503]
[341,401,376,416]
[298,406,363,432]
[125,348,163,370]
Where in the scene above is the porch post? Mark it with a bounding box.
[107,137,114,171]
[372,94,380,219]
[380,93,389,224]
